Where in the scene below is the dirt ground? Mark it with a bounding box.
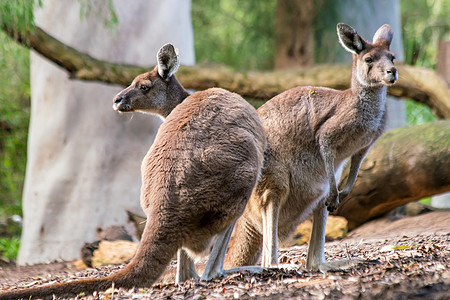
[0,211,449,299]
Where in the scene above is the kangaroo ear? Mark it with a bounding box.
[337,23,365,54]
[157,43,180,80]
[372,24,393,47]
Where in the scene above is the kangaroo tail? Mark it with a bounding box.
[0,219,180,300]
[0,277,115,300]
[225,216,262,268]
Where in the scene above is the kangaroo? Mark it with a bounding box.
[225,23,397,271]
[0,44,266,299]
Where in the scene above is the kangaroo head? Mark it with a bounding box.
[113,44,185,117]
[337,23,397,87]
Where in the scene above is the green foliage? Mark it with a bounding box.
[78,0,118,31]
[405,100,437,125]
[192,0,276,70]
[0,237,20,260]
[312,0,342,63]
[401,0,446,125]
[0,30,30,217]
[419,197,432,205]
[0,0,38,32]
[0,0,117,33]
[401,0,450,68]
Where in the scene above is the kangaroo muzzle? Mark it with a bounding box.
[384,67,398,85]
[112,95,132,112]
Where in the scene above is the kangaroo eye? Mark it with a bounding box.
[364,57,373,63]
[140,85,150,91]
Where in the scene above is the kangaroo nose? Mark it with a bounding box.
[386,68,396,75]
[386,67,398,77]
[114,96,123,104]
[386,67,398,83]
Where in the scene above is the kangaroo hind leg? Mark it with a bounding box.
[176,248,199,284]
[306,203,362,272]
[200,221,237,281]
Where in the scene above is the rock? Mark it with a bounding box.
[80,241,100,268]
[97,226,133,242]
[81,225,134,267]
[283,216,348,247]
[91,240,138,268]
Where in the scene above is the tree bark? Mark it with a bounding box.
[2,24,449,118]
[274,0,316,68]
[334,121,450,230]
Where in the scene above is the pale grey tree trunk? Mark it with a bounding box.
[18,0,194,265]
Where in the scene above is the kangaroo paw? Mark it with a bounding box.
[325,195,339,212]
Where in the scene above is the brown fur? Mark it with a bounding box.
[225,24,398,270]
[0,45,266,299]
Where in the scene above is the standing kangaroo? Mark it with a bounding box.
[225,23,397,271]
[0,44,266,299]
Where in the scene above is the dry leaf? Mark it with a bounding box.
[380,245,411,252]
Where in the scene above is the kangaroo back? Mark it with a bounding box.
[141,87,266,246]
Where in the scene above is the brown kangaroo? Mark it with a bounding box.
[225,23,397,271]
[0,44,266,299]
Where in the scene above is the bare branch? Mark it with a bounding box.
[2,24,449,118]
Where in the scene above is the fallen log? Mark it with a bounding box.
[334,121,450,230]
